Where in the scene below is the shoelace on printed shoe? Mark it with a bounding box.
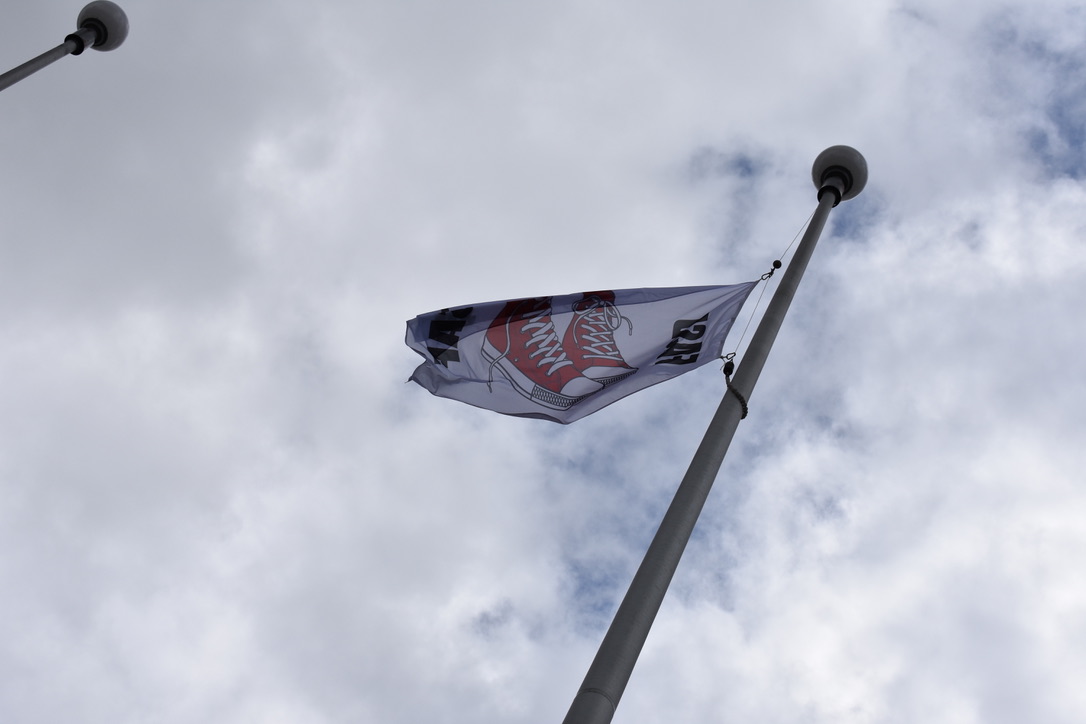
[570,297,633,361]
[488,305,575,390]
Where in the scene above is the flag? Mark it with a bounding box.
[405,283,757,424]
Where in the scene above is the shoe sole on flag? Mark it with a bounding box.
[579,365,638,387]
[481,340,603,410]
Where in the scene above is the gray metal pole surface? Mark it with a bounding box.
[562,146,868,724]
[0,2,128,94]
[0,40,82,93]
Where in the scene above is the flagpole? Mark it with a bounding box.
[562,146,868,724]
[0,2,128,94]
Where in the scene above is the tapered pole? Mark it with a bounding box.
[0,2,128,94]
[562,146,868,724]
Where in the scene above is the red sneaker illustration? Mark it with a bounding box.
[563,291,637,385]
[482,297,604,409]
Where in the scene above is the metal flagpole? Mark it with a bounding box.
[562,146,868,724]
[0,2,128,94]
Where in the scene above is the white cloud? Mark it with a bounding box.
[1,1,1085,722]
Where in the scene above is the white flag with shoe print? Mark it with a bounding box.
[405,283,757,424]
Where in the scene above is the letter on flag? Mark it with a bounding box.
[405,283,757,424]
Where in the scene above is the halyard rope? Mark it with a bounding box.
[719,209,815,419]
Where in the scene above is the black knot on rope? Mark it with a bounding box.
[760,259,782,281]
[721,355,748,419]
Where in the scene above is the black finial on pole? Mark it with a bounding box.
[0,2,129,93]
[812,145,869,206]
[68,1,130,54]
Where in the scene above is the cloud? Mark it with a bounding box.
[2,1,1086,722]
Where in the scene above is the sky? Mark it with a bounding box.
[1,1,1085,722]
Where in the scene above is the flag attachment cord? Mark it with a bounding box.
[777,207,816,259]
[717,256,788,419]
[717,206,818,419]
[720,354,748,419]
[760,259,783,281]
[716,262,780,420]
[722,208,815,358]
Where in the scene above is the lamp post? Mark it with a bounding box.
[0,2,128,94]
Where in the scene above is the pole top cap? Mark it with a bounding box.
[812,145,867,202]
[77,1,129,52]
